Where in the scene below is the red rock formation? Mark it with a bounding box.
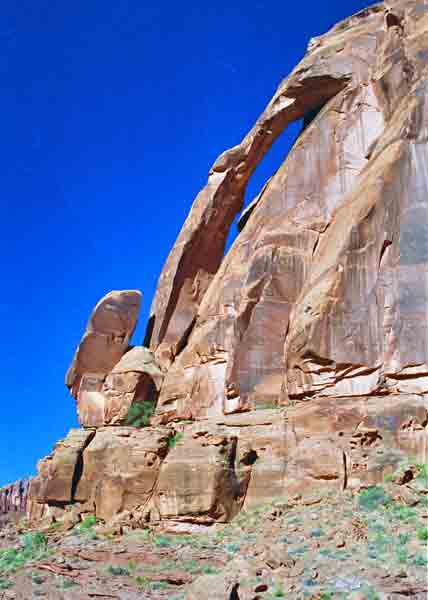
[0,479,29,514]
[65,290,163,427]
[155,0,428,421]
[5,0,427,527]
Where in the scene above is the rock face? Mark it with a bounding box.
[31,429,96,505]
[156,0,428,418]
[65,290,163,428]
[0,479,29,514]
[5,0,428,527]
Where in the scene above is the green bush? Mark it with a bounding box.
[0,532,49,576]
[57,577,78,589]
[125,401,155,427]
[414,552,428,567]
[167,431,183,449]
[389,504,417,522]
[417,527,428,541]
[106,564,130,576]
[358,486,391,511]
[127,560,138,573]
[78,515,97,530]
[201,564,219,575]
[75,515,97,539]
[135,575,150,588]
[153,534,175,548]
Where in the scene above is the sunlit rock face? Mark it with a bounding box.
[65,291,163,427]
[0,480,29,514]
[4,0,427,526]
[153,0,428,420]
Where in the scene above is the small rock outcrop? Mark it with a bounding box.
[0,479,29,514]
[2,0,427,529]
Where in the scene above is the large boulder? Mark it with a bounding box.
[66,290,142,396]
[65,290,164,427]
[102,346,163,425]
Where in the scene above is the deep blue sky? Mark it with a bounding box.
[1,0,375,486]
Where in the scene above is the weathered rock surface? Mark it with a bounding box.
[66,290,142,396]
[65,290,164,427]
[32,429,95,505]
[74,427,170,521]
[153,0,428,421]
[0,479,29,514]
[102,346,163,426]
[3,1,428,532]
[26,395,426,525]
[156,428,241,523]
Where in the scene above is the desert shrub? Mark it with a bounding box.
[125,400,155,427]
[183,559,200,574]
[271,585,285,597]
[153,534,175,548]
[127,559,138,573]
[135,575,150,588]
[56,576,78,589]
[78,515,97,530]
[167,431,183,449]
[31,571,44,585]
[358,485,391,511]
[75,515,97,539]
[201,564,219,574]
[415,462,428,481]
[0,532,49,576]
[414,552,428,566]
[225,542,241,554]
[389,504,417,522]
[106,564,130,576]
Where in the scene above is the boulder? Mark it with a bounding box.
[64,289,165,428]
[102,346,163,425]
[65,290,142,426]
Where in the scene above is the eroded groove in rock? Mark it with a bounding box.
[70,429,96,502]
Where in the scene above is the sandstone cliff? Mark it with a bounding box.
[0,480,29,515]
[3,0,427,530]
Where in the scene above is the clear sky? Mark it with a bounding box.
[1,0,376,486]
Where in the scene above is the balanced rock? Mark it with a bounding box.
[65,290,163,427]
